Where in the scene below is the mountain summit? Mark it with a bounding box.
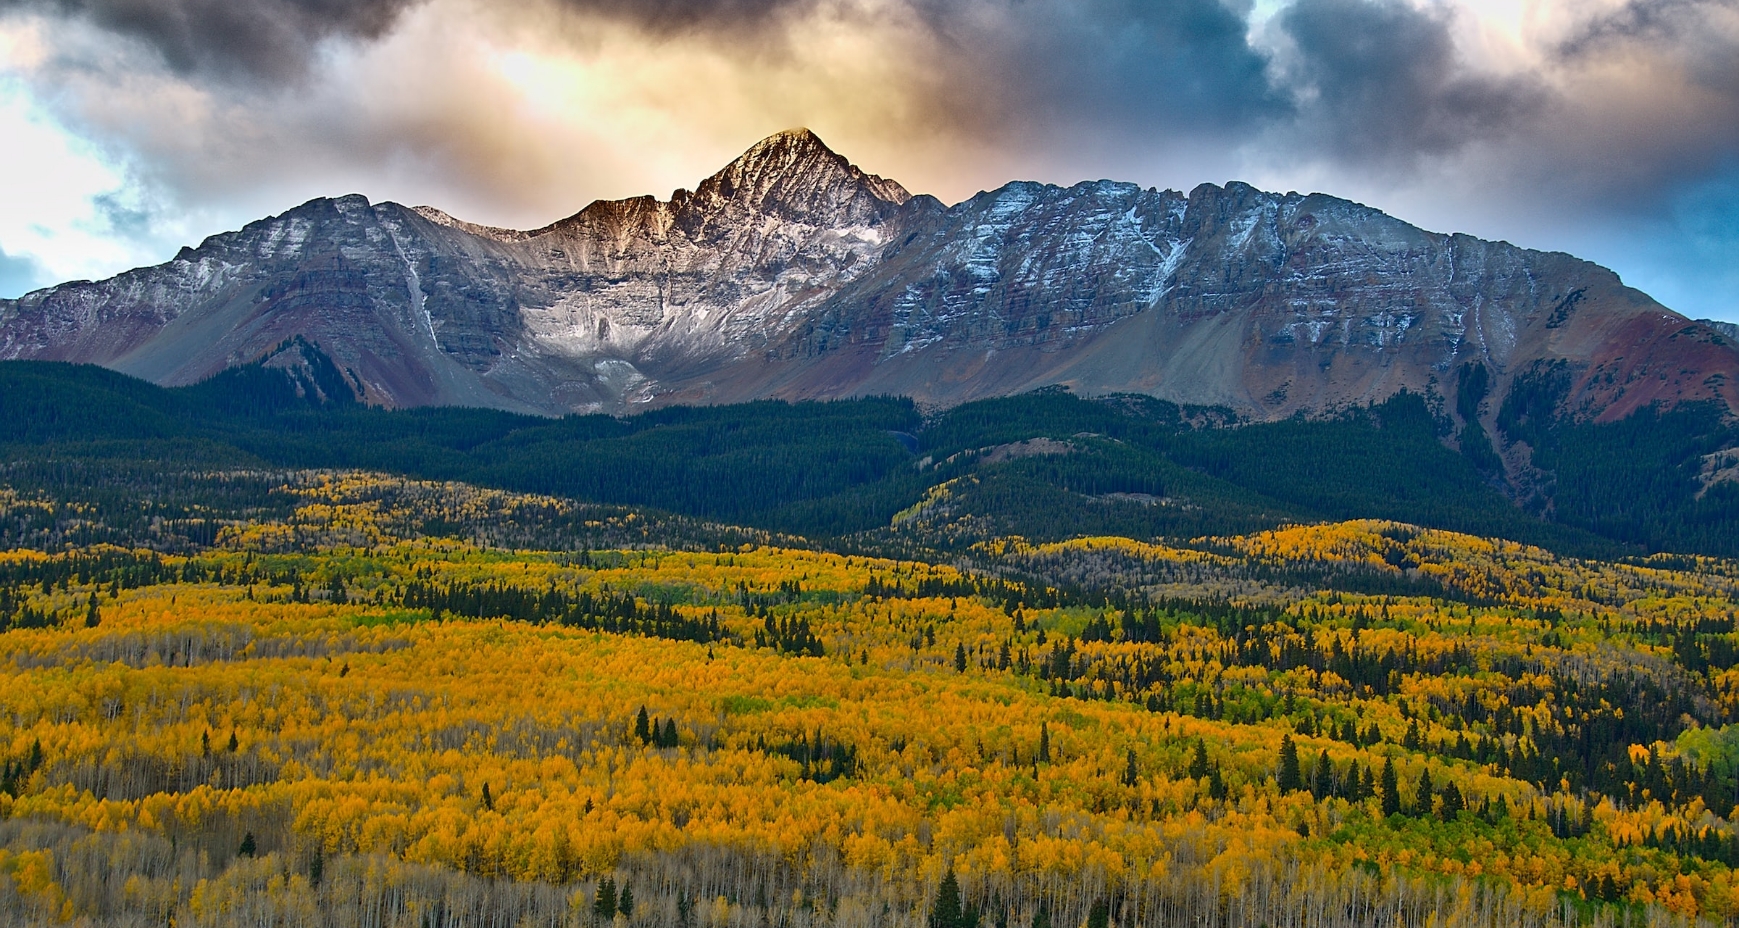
[0,128,1734,434]
[683,128,910,221]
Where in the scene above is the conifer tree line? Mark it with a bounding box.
[398,579,734,644]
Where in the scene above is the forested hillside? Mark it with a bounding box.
[2,360,1737,558]
[0,474,1737,925]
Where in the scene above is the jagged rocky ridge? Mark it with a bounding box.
[2,128,1735,430]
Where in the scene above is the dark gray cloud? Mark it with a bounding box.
[0,0,835,80]
[951,0,1285,137]
[0,0,415,78]
[0,245,45,299]
[552,0,808,33]
[1276,0,1542,165]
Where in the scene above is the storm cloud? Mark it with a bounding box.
[0,0,415,78]
[1274,0,1543,165]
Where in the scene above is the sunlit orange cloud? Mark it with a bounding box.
[10,0,1045,232]
[407,0,1010,225]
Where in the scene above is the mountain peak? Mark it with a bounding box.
[755,126,830,151]
[729,128,845,176]
[686,128,910,222]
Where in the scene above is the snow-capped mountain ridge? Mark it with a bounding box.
[0,129,1733,428]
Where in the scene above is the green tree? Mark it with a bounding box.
[1414,768,1434,817]
[1277,734,1302,793]
[930,868,962,928]
[1208,768,1228,801]
[1122,747,1139,787]
[594,876,618,920]
[635,707,651,744]
[1439,779,1463,819]
[619,884,634,918]
[1086,899,1109,928]
[954,642,967,672]
[1310,750,1332,800]
[1380,759,1400,817]
[238,832,256,857]
[84,593,99,628]
[1188,739,1210,780]
[1030,902,1051,928]
[1038,723,1051,764]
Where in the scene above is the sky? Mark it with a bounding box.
[0,0,1735,320]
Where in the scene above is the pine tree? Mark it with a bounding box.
[1414,768,1434,817]
[619,884,635,918]
[1208,767,1228,801]
[1311,750,1332,800]
[227,730,238,752]
[1030,902,1051,928]
[1086,899,1109,928]
[1038,723,1051,764]
[635,707,651,744]
[1380,759,1400,817]
[954,642,967,673]
[929,868,962,928]
[1188,739,1210,780]
[1122,747,1139,787]
[1439,779,1464,819]
[238,832,256,857]
[84,593,99,628]
[594,876,617,920]
[1277,734,1302,793]
[482,782,494,810]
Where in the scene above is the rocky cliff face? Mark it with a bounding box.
[2,128,1734,431]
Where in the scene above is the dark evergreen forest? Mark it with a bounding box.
[2,358,1735,558]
